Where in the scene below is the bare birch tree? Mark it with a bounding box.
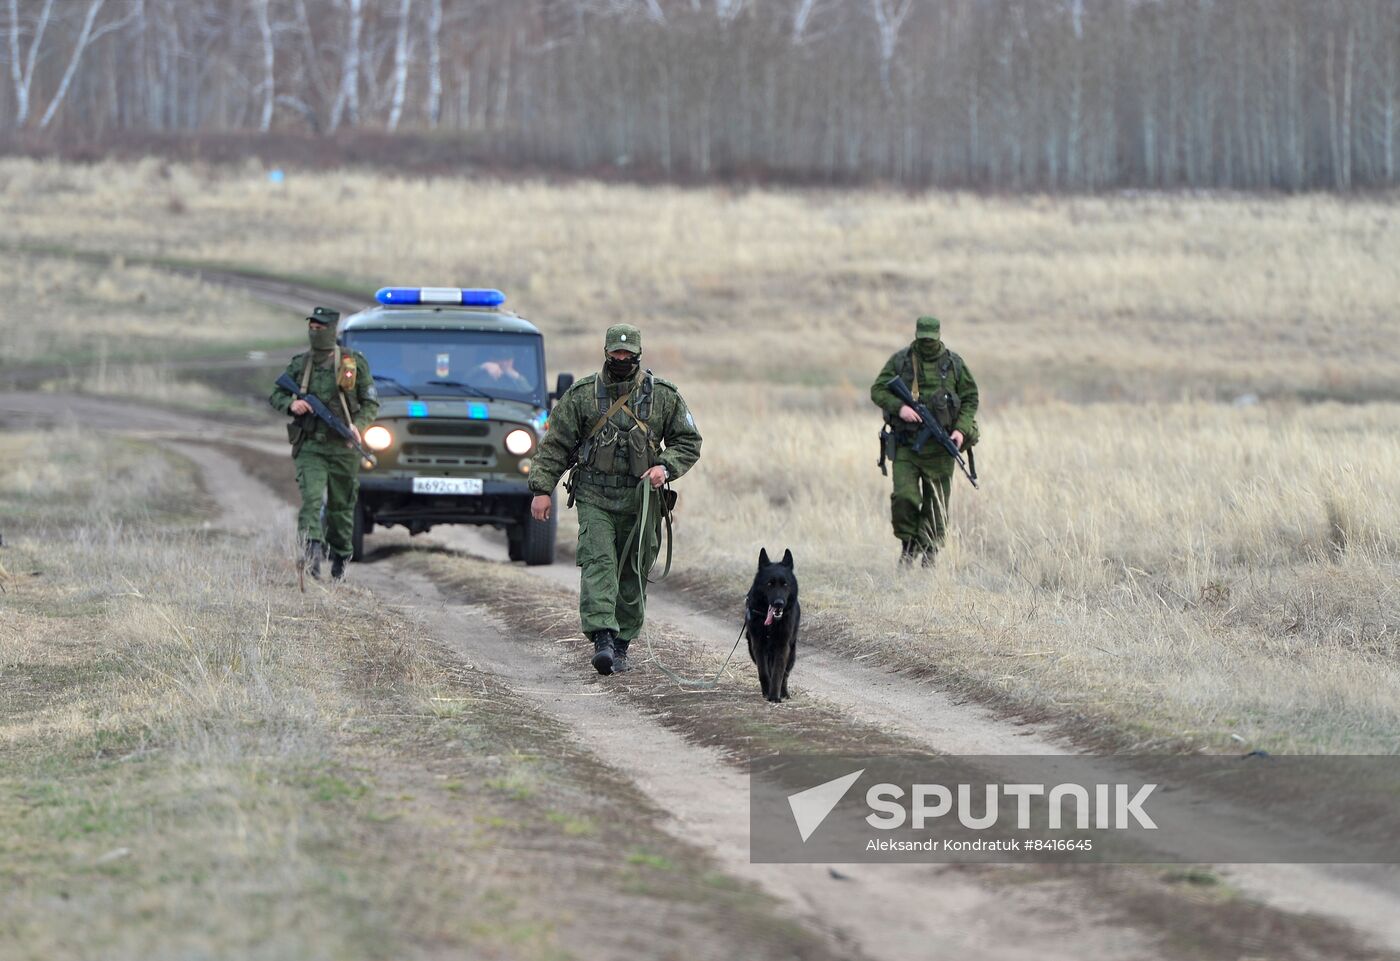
[38,0,136,128]
[866,0,912,99]
[2,0,1399,192]
[387,0,412,129]
[423,0,441,126]
[328,0,363,131]
[7,0,54,127]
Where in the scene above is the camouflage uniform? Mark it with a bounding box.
[870,316,979,562]
[529,324,702,670]
[269,308,380,571]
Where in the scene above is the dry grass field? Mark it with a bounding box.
[3,158,1397,754]
[0,251,292,367]
[0,430,824,961]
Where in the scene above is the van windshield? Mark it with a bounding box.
[346,329,546,404]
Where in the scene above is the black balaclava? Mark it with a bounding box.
[605,353,640,380]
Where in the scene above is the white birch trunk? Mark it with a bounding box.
[424,0,442,127]
[790,0,819,44]
[329,0,363,131]
[38,0,106,129]
[868,0,912,101]
[255,0,276,131]
[8,0,55,128]
[387,0,412,130]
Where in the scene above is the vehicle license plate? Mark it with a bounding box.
[412,477,483,495]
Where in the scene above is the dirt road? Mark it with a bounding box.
[5,386,1398,961]
[8,236,1398,961]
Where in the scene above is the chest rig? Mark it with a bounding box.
[894,347,961,434]
[298,349,360,437]
[577,371,659,486]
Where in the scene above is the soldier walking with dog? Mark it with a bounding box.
[871,315,979,566]
[528,324,702,675]
[269,307,379,582]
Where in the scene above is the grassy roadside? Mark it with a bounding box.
[408,547,1387,961]
[0,249,306,416]
[0,430,841,961]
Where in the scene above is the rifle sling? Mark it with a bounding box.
[298,350,355,437]
[586,382,639,440]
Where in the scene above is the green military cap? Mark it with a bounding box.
[605,323,641,354]
[915,315,941,339]
[307,306,340,326]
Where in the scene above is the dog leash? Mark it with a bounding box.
[620,478,747,690]
[640,610,748,691]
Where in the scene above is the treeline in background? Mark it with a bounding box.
[4,0,1399,191]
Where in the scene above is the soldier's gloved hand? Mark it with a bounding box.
[643,465,667,490]
[290,399,311,415]
[950,430,964,450]
[898,404,922,424]
[531,494,552,521]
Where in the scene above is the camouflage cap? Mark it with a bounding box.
[605,323,641,354]
[915,315,941,339]
[307,306,340,326]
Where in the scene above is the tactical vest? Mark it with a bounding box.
[299,349,361,436]
[578,372,659,486]
[892,345,962,434]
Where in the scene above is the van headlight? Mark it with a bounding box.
[364,425,394,451]
[504,428,534,455]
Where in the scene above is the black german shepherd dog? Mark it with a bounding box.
[746,548,800,703]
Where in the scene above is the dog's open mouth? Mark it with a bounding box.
[765,605,785,626]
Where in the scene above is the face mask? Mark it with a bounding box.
[309,326,337,351]
[916,338,942,359]
[606,354,639,379]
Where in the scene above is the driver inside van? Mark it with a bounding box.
[473,353,532,392]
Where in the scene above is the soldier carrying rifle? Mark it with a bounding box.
[269,306,380,582]
[870,315,980,567]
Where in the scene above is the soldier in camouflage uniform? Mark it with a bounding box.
[870,315,979,566]
[269,307,380,581]
[528,324,702,675]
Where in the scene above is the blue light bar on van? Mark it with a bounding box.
[375,287,506,307]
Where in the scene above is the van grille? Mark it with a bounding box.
[407,420,490,437]
[400,443,495,468]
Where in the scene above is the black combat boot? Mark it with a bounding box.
[303,540,325,580]
[899,540,918,566]
[920,547,937,569]
[591,629,616,675]
[612,637,631,673]
[330,553,349,581]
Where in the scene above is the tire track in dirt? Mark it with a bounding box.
[432,525,1400,954]
[0,393,1233,961]
[151,412,1400,959]
[155,422,1158,961]
[8,253,1399,957]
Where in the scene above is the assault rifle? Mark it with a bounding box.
[885,375,977,489]
[275,372,377,468]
